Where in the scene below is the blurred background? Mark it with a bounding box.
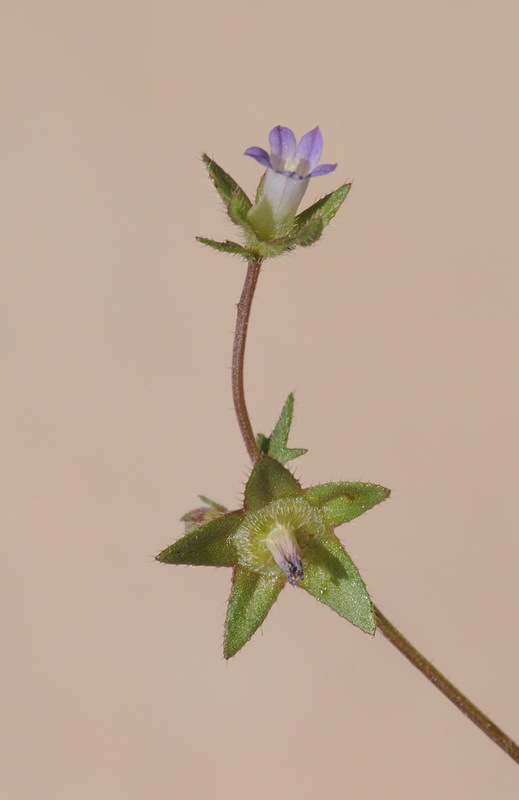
[2,1,518,797]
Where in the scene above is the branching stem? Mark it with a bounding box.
[230,257,519,765]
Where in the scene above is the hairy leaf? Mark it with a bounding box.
[244,456,302,510]
[296,183,351,228]
[304,482,390,526]
[196,237,254,258]
[256,393,307,464]
[300,533,375,633]
[224,567,284,658]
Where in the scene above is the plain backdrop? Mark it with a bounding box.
[2,1,518,798]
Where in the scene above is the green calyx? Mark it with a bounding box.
[197,154,351,261]
[157,394,390,658]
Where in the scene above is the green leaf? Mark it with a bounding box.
[247,216,323,258]
[283,216,324,248]
[227,192,256,236]
[296,183,352,229]
[201,154,252,211]
[300,533,375,633]
[256,432,270,455]
[224,566,285,658]
[256,393,307,464]
[243,237,296,260]
[244,456,302,511]
[254,173,265,204]
[196,237,254,258]
[156,511,244,567]
[304,482,390,527]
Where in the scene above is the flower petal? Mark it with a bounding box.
[308,162,338,177]
[269,126,297,170]
[296,127,323,173]
[244,146,271,169]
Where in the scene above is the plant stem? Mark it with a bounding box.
[375,606,519,764]
[230,257,519,766]
[231,258,263,462]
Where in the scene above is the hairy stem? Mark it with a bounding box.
[231,258,263,462]
[230,257,519,766]
[375,606,519,764]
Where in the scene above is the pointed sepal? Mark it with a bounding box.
[244,456,302,511]
[295,183,352,229]
[156,511,244,567]
[282,216,324,248]
[201,153,252,211]
[256,393,307,464]
[254,173,265,204]
[196,237,255,259]
[224,566,285,658]
[244,217,325,260]
[300,533,375,633]
[304,481,390,526]
[242,235,297,260]
[227,192,258,238]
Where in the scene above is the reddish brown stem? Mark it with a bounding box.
[375,606,519,764]
[230,256,519,766]
[231,258,262,463]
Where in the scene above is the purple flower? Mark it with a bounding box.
[245,126,337,239]
[265,524,304,586]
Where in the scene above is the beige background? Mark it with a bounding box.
[2,1,519,797]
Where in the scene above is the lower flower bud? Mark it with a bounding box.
[234,496,327,581]
[265,525,304,585]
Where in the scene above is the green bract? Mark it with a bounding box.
[196,154,351,261]
[157,396,389,658]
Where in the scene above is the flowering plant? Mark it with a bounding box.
[245,125,337,238]
[157,126,519,764]
[196,125,350,260]
[158,394,389,658]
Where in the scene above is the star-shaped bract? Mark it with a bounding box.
[156,396,390,658]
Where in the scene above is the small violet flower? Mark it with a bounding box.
[265,524,304,586]
[245,125,337,240]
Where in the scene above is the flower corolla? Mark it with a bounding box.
[245,125,337,239]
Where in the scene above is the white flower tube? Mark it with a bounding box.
[245,125,337,239]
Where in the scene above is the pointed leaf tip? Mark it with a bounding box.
[156,511,244,567]
[196,237,255,258]
[244,456,302,510]
[201,153,252,212]
[304,482,390,527]
[301,534,375,634]
[224,567,284,658]
[257,393,308,465]
[296,182,351,229]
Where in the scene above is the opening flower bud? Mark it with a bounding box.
[244,125,337,240]
[265,525,304,585]
[234,496,327,583]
